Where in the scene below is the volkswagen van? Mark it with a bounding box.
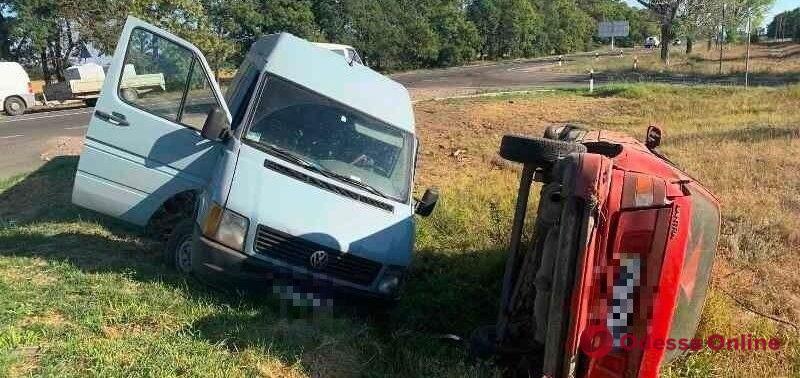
[71,17,438,300]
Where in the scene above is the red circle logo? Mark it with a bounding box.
[580,325,613,359]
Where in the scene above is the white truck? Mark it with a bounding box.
[44,63,165,107]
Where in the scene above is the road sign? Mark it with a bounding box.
[598,21,630,38]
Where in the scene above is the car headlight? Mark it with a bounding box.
[377,266,406,295]
[201,202,249,251]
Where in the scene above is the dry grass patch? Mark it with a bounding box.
[556,42,800,84]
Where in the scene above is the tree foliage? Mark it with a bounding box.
[768,7,800,41]
[0,0,663,78]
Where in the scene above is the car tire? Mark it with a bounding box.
[543,124,587,142]
[499,134,587,165]
[4,96,26,116]
[165,219,194,275]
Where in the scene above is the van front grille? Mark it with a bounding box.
[253,225,382,286]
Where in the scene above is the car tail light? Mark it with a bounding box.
[581,192,676,377]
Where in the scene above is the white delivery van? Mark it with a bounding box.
[0,62,36,116]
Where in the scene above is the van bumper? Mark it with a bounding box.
[191,226,399,302]
[20,93,35,108]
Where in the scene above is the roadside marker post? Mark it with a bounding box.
[633,56,639,71]
[589,69,595,93]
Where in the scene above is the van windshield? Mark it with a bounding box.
[244,76,413,202]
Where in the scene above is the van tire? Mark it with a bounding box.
[84,98,98,107]
[4,96,26,116]
[165,219,194,275]
[499,135,586,165]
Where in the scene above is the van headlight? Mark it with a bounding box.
[201,202,249,251]
[377,266,406,295]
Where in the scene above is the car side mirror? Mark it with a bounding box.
[201,106,230,141]
[415,187,439,217]
[645,125,662,150]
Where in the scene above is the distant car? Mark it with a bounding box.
[0,62,35,116]
[313,42,364,65]
[673,39,682,45]
[644,36,660,49]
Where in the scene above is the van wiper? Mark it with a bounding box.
[261,143,390,200]
[261,144,322,170]
[316,169,390,200]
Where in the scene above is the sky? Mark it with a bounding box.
[623,0,797,26]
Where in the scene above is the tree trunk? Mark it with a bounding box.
[660,23,671,65]
[686,37,693,54]
[52,40,65,82]
[40,49,50,83]
[707,38,712,51]
[0,13,10,60]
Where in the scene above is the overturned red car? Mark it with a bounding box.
[477,125,721,377]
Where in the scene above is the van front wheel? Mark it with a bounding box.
[165,219,194,275]
[4,97,26,116]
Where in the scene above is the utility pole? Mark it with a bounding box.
[745,12,752,88]
[719,3,726,75]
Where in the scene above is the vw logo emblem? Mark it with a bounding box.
[309,250,329,269]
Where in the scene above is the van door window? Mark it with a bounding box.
[119,28,220,130]
[180,63,218,129]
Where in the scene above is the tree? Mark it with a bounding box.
[636,0,686,64]
[536,0,595,54]
[467,0,502,58]
[768,8,800,41]
[679,0,720,53]
[429,1,480,65]
[496,0,543,58]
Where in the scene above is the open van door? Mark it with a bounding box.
[72,17,231,226]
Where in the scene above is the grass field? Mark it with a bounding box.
[1,84,799,377]
[556,42,800,86]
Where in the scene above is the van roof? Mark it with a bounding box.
[0,62,30,80]
[245,33,414,133]
[312,42,354,51]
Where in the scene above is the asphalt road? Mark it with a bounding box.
[0,108,93,178]
[0,51,622,179]
[392,56,597,99]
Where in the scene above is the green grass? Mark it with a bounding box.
[2,84,800,376]
[0,158,507,377]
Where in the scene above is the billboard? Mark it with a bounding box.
[598,21,630,38]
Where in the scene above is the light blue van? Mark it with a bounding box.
[71,17,438,300]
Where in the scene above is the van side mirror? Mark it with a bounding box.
[415,188,439,217]
[201,106,230,141]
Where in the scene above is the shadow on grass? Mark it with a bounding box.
[0,156,507,374]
